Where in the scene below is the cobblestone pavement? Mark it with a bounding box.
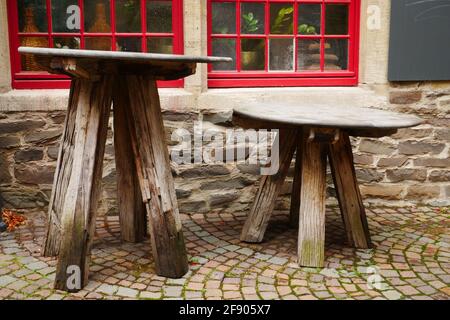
[0,206,449,300]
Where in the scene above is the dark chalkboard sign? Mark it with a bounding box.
[388,0,450,81]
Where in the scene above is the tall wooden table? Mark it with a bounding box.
[233,103,422,268]
[19,47,231,292]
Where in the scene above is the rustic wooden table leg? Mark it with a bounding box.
[113,86,147,243]
[53,77,113,291]
[297,129,328,268]
[328,132,372,248]
[121,75,188,278]
[43,80,81,257]
[240,129,298,243]
[289,131,303,228]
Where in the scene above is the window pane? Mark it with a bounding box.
[115,0,141,33]
[297,39,321,71]
[85,1,111,33]
[118,37,142,52]
[241,3,265,35]
[52,0,80,33]
[270,3,293,35]
[298,4,321,35]
[147,1,173,33]
[269,38,294,71]
[20,37,48,71]
[54,37,80,49]
[85,37,112,51]
[212,38,236,71]
[241,39,265,70]
[148,37,173,54]
[325,39,348,70]
[325,4,348,35]
[18,0,48,33]
[212,2,236,34]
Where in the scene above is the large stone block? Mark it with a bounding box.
[428,170,450,183]
[178,164,230,178]
[0,120,45,134]
[389,91,422,105]
[359,140,395,155]
[14,164,55,185]
[414,158,450,168]
[209,191,239,207]
[399,141,445,155]
[356,168,385,183]
[24,129,62,144]
[0,154,11,184]
[406,186,440,199]
[359,185,404,200]
[377,157,408,167]
[386,169,427,183]
[14,148,44,163]
[0,136,21,149]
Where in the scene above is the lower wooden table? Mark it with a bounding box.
[19,47,231,292]
[233,103,422,268]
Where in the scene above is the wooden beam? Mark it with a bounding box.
[112,83,147,243]
[124,75,188,278]
[289,132,303,228]
[53,77,113,291]
[328,132,372,248]
[297,132,327,268]
[240,129,298,243]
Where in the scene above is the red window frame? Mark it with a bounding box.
[6,0,184,89]
[207,0,360,87]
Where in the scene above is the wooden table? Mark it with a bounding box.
[233,103,422,268]
[19,47,231,292]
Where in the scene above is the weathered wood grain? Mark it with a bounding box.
[240,129,298,243]
[123,75,188,278]
[297,132,327,268]
[54,77,113,291]
[289,132,303,228]
[329,132,372,248]
[112,84,147,243]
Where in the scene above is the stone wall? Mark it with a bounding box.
[0,82,449,218]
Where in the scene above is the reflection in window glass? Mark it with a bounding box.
[115,0,141,33]
[54,37,80,49]
[147,1,173,33]
[212,2,236,34]
[85,37,112,51]
[148,37,173,54]
[270,3,293,35]
[18,0,48,32]
[325,4,348,35]
[297,39,321,71]
[118,37,142,52]
[52,0,79,33]
[212,38,236,71]
[241,3,265,35]
[85,1,111,33]
[325,39,348,70]
[20,37,48,71]
[241,39,265,70]
[298,4,321,35]
[269,39,294,71]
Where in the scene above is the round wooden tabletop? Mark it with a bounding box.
[233,103,423,131]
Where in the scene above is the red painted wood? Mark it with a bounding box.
[7,0,184,89]
[207,0,360,87]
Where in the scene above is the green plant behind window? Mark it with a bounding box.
[242,12,259,34]
[271,7,293,34]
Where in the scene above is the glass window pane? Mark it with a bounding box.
[212,38,236,71]
[85,37,112,51]
[148,37,173,54]
[212,2,236,34]
[118,37,142,52]
[270,3,293,35]
[20,37,48,71]
[241,3,265,35]
[297,39,321,71]
[298,4,321,35]
[241,39,265,71]
[115,0,141,33]
[54,37,80,49]
[269,38,294,71]
[325,4,348,35]
[325,39,348,70]
[85,1,111,33]
[18,0,48,33]
[147,1,173,33]
[52,0,80,33]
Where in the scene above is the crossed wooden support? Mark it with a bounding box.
[240,127,372,268]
